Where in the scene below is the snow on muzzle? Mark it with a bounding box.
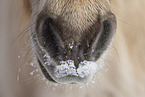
[55,60,97,78]
[47,60,99,84]
[37,50,101,84]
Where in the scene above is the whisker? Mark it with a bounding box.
[11,22,36,45]
[11,7,43,44]
[25,74,42,84]
[18,43,37,71]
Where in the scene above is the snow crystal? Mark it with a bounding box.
[55,60,78,78]
[17,69,21,82]
[70,45,73,49]
[69,43,74,49]
[54,60,98,78]
[30,69,38,76]
[17,76,19,82]
[43,54,51,66]
[30,71,34,76]
[30,62,34,66]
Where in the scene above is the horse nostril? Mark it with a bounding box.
[36,16,65,60]
[87,12,116,61]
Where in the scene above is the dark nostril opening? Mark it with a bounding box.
[89,12,116,60]
[37,17,65,61]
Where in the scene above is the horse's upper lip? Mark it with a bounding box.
[36,45,97,84]
[37,57,92,84]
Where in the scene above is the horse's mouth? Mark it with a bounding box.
[36,47,98,84]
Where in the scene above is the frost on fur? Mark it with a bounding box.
[54,60,99,78]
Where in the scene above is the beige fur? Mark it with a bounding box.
[39,0,110,32]
[0,0,145,97]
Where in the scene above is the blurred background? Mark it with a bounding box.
[0,0,145,97]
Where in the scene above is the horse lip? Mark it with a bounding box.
[37,54,94,84]
[36,46,96,84]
